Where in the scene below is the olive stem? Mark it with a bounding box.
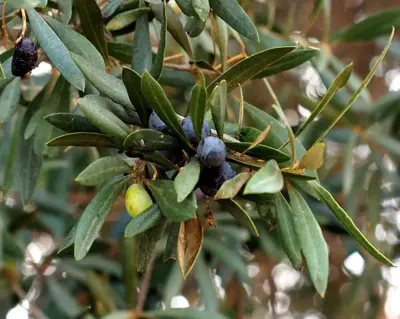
[15,9,27,44]
[1,2,11,47]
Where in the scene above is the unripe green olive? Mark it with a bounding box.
[125,184,153,217]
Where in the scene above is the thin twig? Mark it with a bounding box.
[135,256,156,316]
[15,9,26,44]
[2,3,11,47]
[163,63,220,77]
[164,53,185,63]
[215,53,246,70]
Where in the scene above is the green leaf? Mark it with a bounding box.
[71,53,135,112]
[141,71,189,144]
[26,9,85,91]
[202,237,250,284]
[75,177,127,260]
[309,181,395,266]
[18,107,43,206]
[185,14,206,37]
[55,0,73,24]
[314,28,394,145]
[282,171,317,181]
[370,90,400,122]
[209,0,258,41]
[211,80,227,140]
[107,41,134,64]
[216,16,229,72]
[101,0,124,18]
[44,113,102,134]
[44,15,105,69]
[194,253,219,311]
[75,0,109,65]
[140,151,177,170]
[294,63,352,137]
[330,8,400,42]
[152,3,193,58]
[78,95,130,145]
[207,46,295,95]
[146,309,226,319]
[255,48,319,78]
[176,0,196,17]
[299,143,326,170]
[123,129,178,151]
[122,236,136,307]
[174,158,201,202]
[2,113,23,196]
[225,142,290,162]
[125,203,164,237]
[47,132,120,148]
[192,0,210,21]
[131,0,152,75]
[136,220,166,272]
[106,7,150,31]
[0,77,21,123]
[8,0,47,9]
[287,184,329,297]
[146,180,197,222]
[122,67,149,127]
[76,156,131,186]
[275,193,302,270]
[0,57,15,90]
[58,223,77,253]
[244,160,284,195]
[214,172,251,200]
[189,72,207,142]
[23,88,46,139]
[163,222,180,261]
[220,198,259,236]
[150,0,167,80]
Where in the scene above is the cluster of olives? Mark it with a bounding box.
[150,112,236,197]
[11,37,38,77]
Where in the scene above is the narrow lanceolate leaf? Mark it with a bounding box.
[125,204,164,237]
[44,113,101,134]
[71,53,135,112]
[0,58,15,90]
[255,48,319,78]
[152,3,193,58]
[211,80,227,140]
[123,129,178,151]
[101,0,124,18]
[189,72,207,142]
[244,160,284,195]
[0,78,21,123]
[76,156,131,186]
[207,46,295,95]
[8,0,47,9]
[146,180,197,222]
[295,63,352,137]
[75,0,109,65]
[176,0,196,16]
[275,193,302,270]
[44,15,105,69]
[220,199,259,236]
[58,223,77,253]
[47,132,120,148]
[136,220,166,272]
[287,184,329,297]
[314,28,395,146]
[122,67,149,127]
[202,237,250,284]
[26,9,85,91]
[209,0,258,41]
[299,143,326,170]
[75,177,127,260]
[164,223,180,261]
[174,158,201,202]
[141,71,189,144]
[214,172,251,200]
[309,181,395,266]
[122,236,136,307]
[194,253,219,311]
[3,114,23,196]
[150,0,167,80]
[242,123,272,155]
[192,0,210,21]
[225,142,290,162]
[148,308,227,319]
[216,17,229,72]
[330,8,400,42]
[185,14,207,37]
[131,0,152,74]
[106,8,151,31]
[78,95,130,145]
[177,218,203,278]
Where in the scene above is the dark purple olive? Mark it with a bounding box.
[197,136,226,168]
[199,162,236,196]
[11,38,38,77]
[181,116,211,144]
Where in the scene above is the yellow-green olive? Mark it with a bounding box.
[125,184,153,217]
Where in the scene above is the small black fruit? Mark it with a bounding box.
[197,136,226,167]
[149,112,170,133]
[199,162,236,196]
[12,38,38,77]
[181,117,211,143]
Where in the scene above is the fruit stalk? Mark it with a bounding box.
[15,9,27,45]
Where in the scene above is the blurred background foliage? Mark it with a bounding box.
[1,0,400,318]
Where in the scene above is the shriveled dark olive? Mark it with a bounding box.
[11,38,38,77]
